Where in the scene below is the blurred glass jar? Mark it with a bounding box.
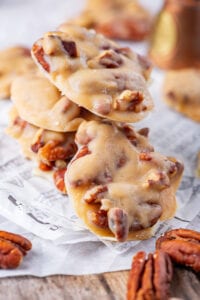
[149,0,200,69]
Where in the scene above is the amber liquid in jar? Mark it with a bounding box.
[149,0,200,69]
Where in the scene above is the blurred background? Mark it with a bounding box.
[0,0,161,48]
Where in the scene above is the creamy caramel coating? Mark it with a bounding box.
[6,106,37,160]
[32,25,153,123]
[163,69,200,122]
[66,121,183,242]
[66,0,152,41]
[0,46,37,99]
[11,73,100,132]
[11,74,82,132]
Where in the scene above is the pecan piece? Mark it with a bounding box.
[167,160,184,179]
[108,207,129,242]
[0,231,32,269]
[99,50,122,68]
[31,142,44,154]
[137,127,149,138]
[74,145,91,161]
[53,168,67,194]
[139,152,152,161]
[61,40,77,58]
[31,129,45,153]
[127,250,173,300]
[39,161,53,171]
[39,140,77,164]
[120,125,153,152]
[114,90,144,112]
[144,171,170,190]
[13,116,27,130]
[32,44,50,72]
[120,125,137,145]
[116,154,127,168]
[83,185,108,204]
[156,228,200,272]
[89,209,108,229]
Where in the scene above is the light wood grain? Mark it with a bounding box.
[0,267,199,300]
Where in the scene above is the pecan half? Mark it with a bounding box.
[127,250,173,300]
[108,207,129,242]
[32,44,50,72]
[156,228,200,272]
[0,231,32,269]
[53,168,67,194]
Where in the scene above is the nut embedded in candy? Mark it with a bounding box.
[66,120,184,242]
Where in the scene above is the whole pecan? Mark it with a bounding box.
[156,228,200,272]
[0,230,32,269]
[127,250,173,300]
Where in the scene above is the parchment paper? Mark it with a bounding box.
[0,0,199,277]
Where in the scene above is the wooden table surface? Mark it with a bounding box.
[0,267,199,300]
